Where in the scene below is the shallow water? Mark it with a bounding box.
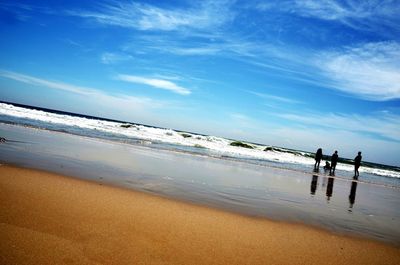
[1,123,399,245]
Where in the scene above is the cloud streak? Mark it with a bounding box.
[116,74,191,95]
[0,70,166,109]
[246,90,302,104]
[256,0,400,34]
[277,111,400,142]
[68,0,234,32]
[100,52,133,64]
[0,70,97,96]
[316,41,400,101]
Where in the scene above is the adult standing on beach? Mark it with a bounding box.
[314,148,323,170]
[354,151,362,178]
[330,151,338,175]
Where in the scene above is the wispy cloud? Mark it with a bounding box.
[0,70,97,96]
[63,38,84,48]
[316,41,400,101]
[68,0,234,32]
[100,52,133,64]
[292,0,365,21]
[164,46,221,56]
[0,70,166,109]
[116,74,191,95]
[277,111,400,142]
[255,0,400,33]
[246,90,302,104]
[124,33,317,82]
[0,1,33,23]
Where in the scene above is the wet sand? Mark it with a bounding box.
[1,165,399,265]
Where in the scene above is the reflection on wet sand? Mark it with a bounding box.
[311,175,318,195]
[309,174,359,208]
[326,177,334,201]
[349,179,358,209]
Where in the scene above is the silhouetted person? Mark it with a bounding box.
[326,177,334,201]
[314,148,323,170]
[354,151,362,178]
[349,179,358,208]
[330,150,338,175]
[0,137,5,143]
[323,161,331,172]
[310,175,318,195]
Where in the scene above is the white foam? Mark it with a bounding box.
[1,103,399,179]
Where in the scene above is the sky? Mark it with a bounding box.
[0,0,399,166]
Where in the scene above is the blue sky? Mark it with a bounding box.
[0,0,399,166]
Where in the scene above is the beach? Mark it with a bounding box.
[1,122,400,244]
[1,122,400,264]
[1,165,399,265]
[1,0,399,263]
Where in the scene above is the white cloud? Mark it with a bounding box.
[246,90,302,104]
[316,42,400,100]
[256,0,400,32]
[276,111,400,142]
[0,70,166,110]
[117,74,191,95]
[68,0,234,32]
[166,47,221,56]
[293,0,361,21]
[100,52,133,64]
[0,70,97,96]
[0,2,33,21]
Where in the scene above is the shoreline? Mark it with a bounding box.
[1,165,399,264]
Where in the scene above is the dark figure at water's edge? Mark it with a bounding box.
[354,151,362,178]
[330,151,338,175]
[314,148,323,170]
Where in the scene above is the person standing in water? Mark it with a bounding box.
[314,148,323,170]
[330,150,338,175]
[354,151,362,178]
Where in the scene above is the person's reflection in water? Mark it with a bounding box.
[349,178,358,210]
[311,175,318,195]
[326,177,334,201]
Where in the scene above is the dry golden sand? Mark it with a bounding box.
[0,165,399,265]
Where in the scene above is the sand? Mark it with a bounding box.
[0,165,399,265]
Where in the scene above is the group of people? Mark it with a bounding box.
[314,148,362,178]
